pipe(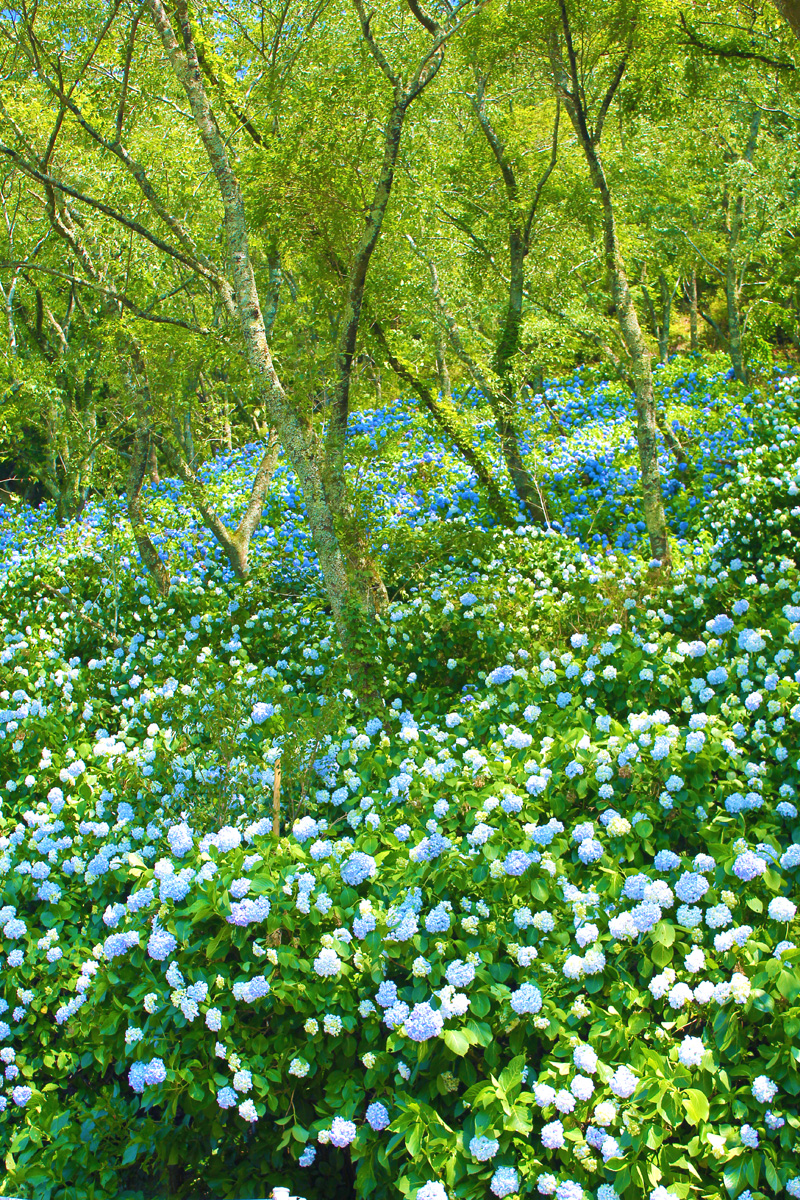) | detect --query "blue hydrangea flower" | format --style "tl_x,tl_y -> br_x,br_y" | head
510,983 -> 542,1014
340,852 -> 377,886
404,1002 -> 443,1041
445,960 -> 475,988
469,1134 -> 499,1161
425,904 -> 451,933
366,1101 -> 390,1130
417,1184 -> 448,1200
490,1165 -> 519,1197
733,851 -> 767,881
330,1116 -> 357,1147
